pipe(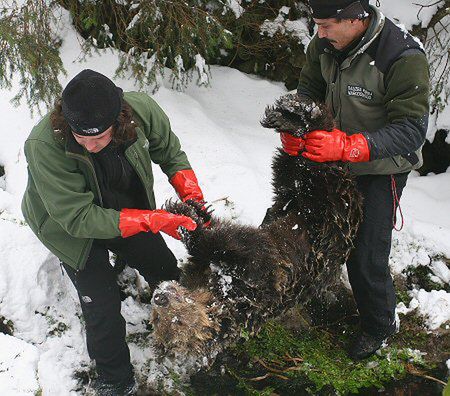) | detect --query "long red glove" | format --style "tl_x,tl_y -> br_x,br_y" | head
170,169 -> 212,228
302,128 -> 370,162
119,208 -> 197,239
170,169 -> 204,203
280,132 -> 305,156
